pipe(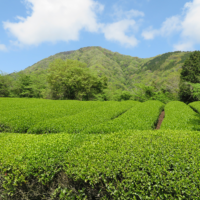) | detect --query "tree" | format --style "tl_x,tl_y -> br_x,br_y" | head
12,72 -> 34,97
29,71 -> 48,98
0,71 -> 10,97
47,59 -> 108,100
179,51 -> 200,103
